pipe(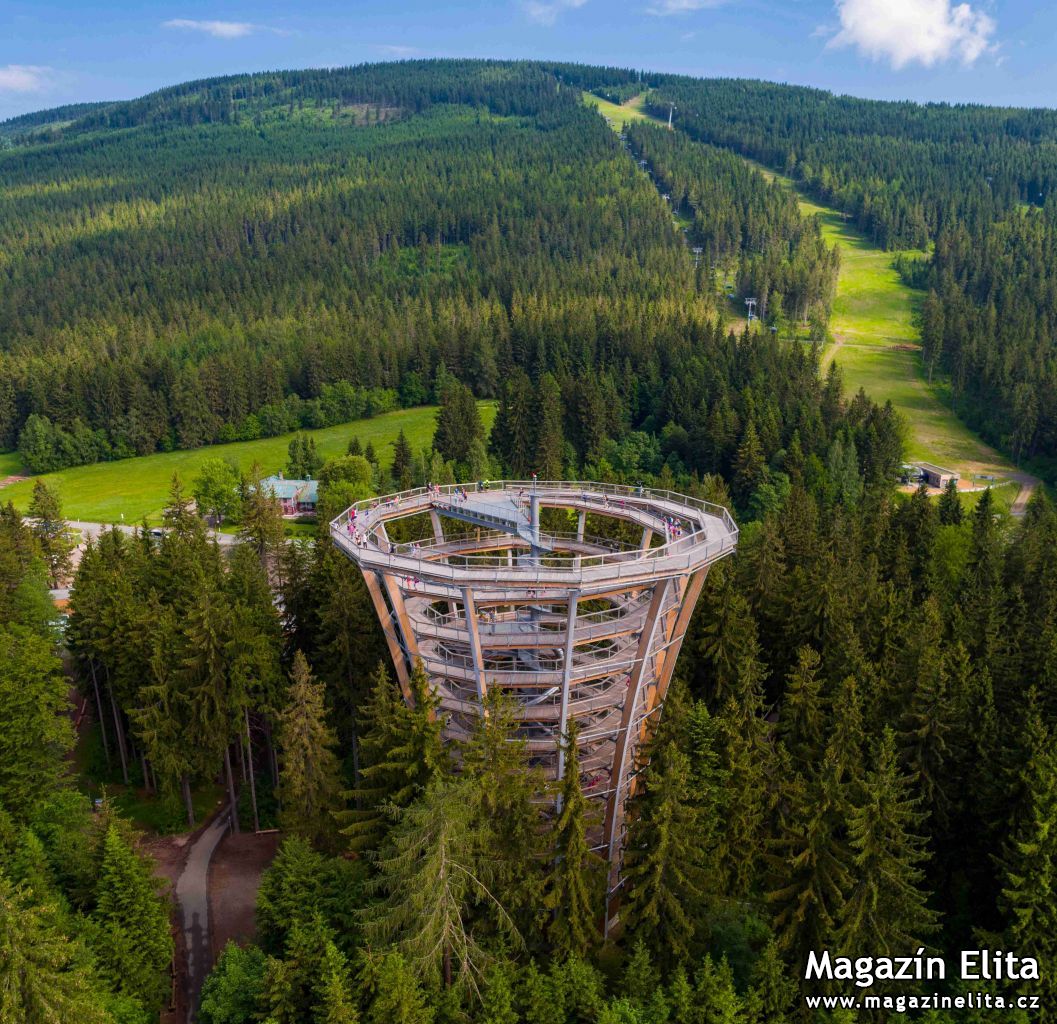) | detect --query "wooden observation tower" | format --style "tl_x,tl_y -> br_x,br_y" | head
331,480 -> 738,920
